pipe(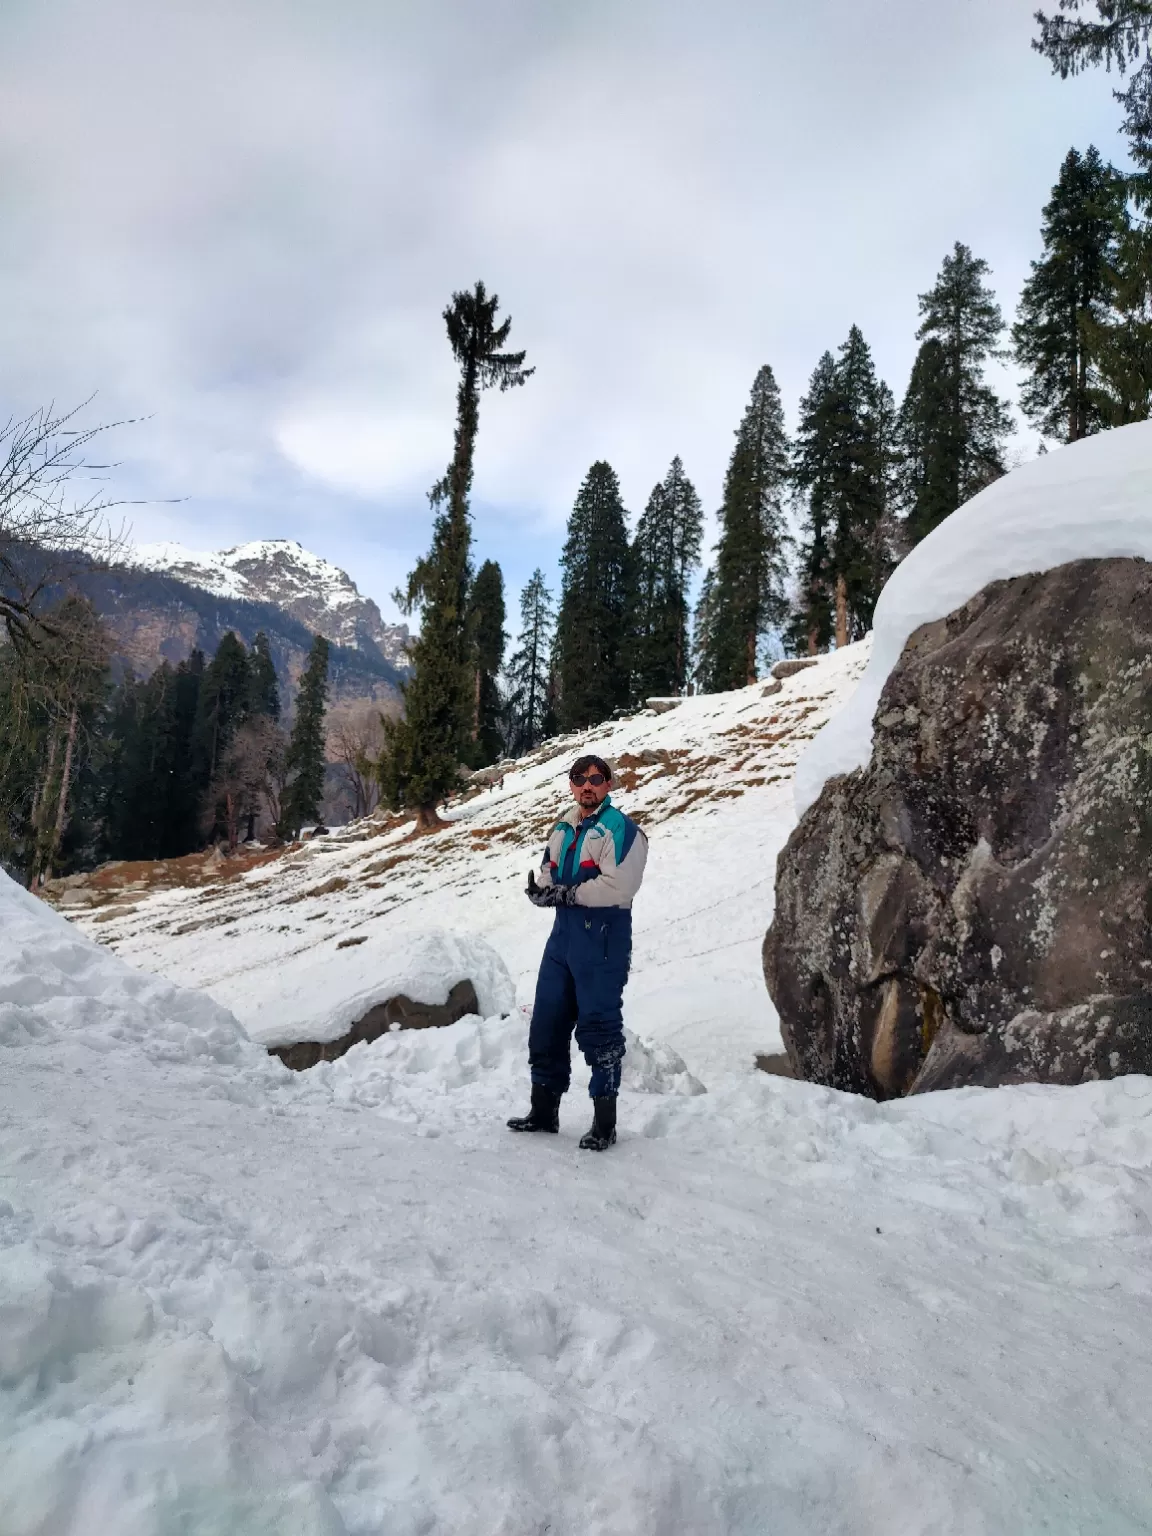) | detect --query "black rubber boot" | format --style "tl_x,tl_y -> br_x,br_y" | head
507,1085 -> 561,1134
579,1095 -> 617,1151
